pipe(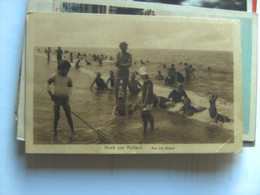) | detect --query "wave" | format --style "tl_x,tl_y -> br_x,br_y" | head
153,84 -> 233,130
